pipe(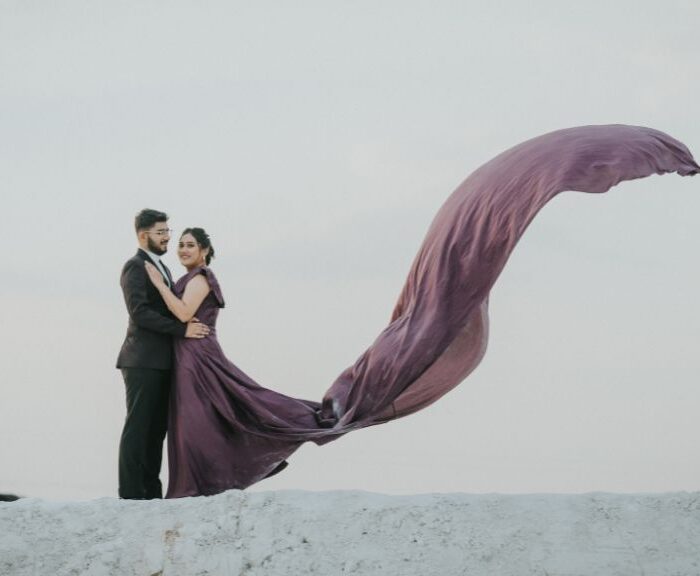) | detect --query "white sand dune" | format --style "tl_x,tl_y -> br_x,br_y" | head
2,490 -> 700,575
